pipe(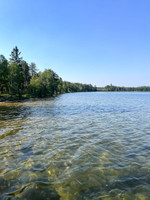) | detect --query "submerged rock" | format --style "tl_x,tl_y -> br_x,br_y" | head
21,188 -> 60,200
0,177 -> 8,191
19,182 -> 60,200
